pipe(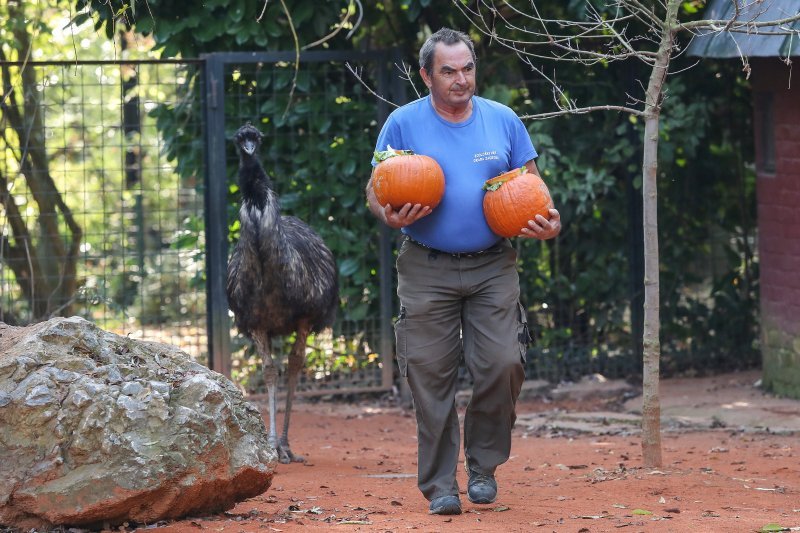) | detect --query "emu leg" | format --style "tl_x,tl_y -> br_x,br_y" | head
254,333 -> 280,452
279,320 -> 310,463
